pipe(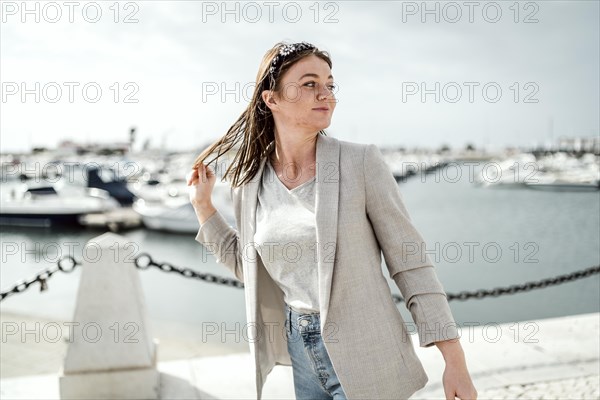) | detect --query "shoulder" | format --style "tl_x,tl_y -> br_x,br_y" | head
328,138 -> 386,182
328,136 -> 372,157
332,137 -> 393,187
339,138 -> 369,152
332,137 -> 383,167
